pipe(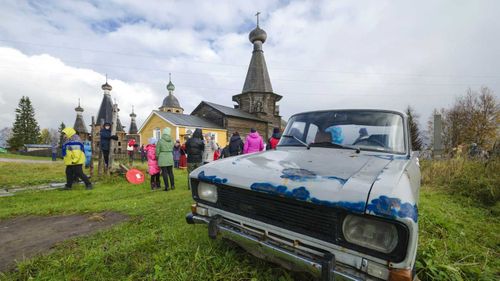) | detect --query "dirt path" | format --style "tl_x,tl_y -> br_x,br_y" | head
0,158 -> 56,164
0,212 -> 128,272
